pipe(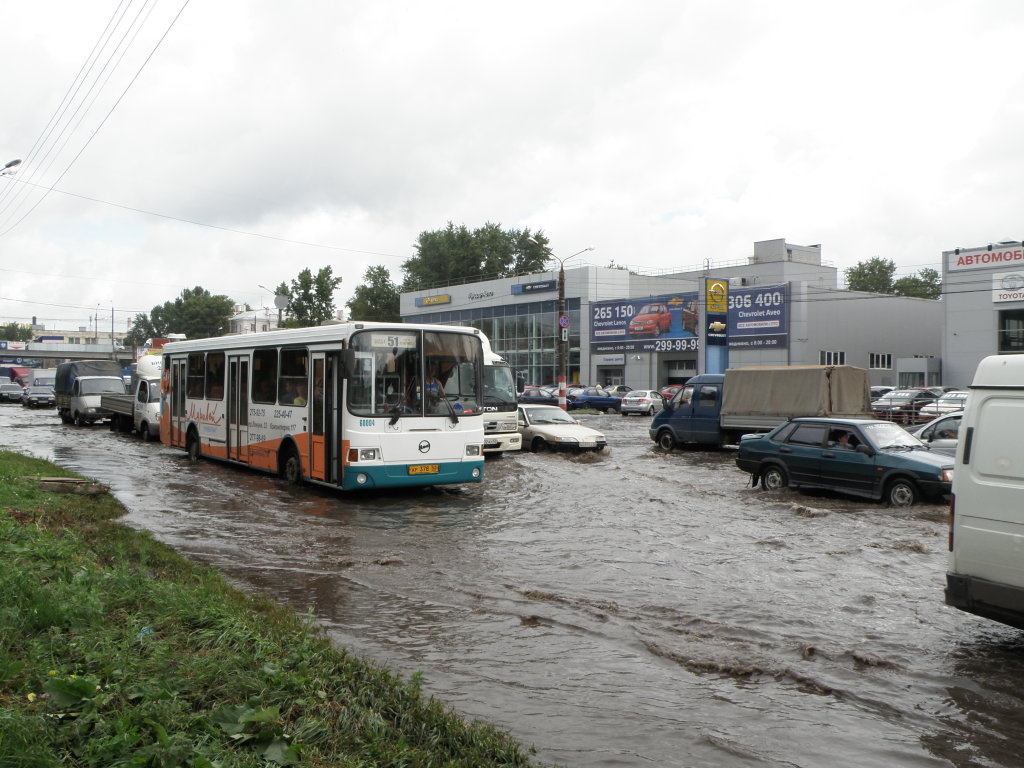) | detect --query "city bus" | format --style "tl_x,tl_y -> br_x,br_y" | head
160,322 -> 485,490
